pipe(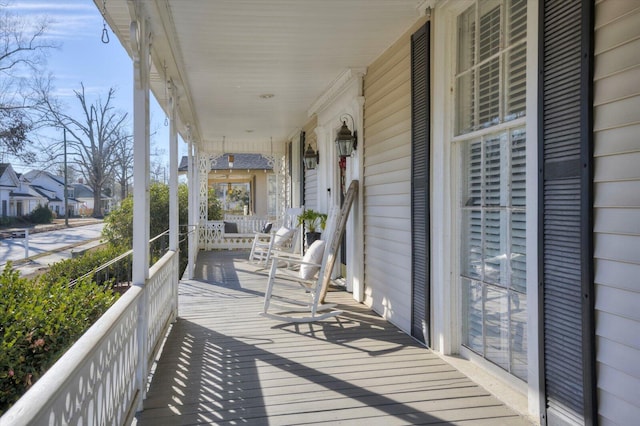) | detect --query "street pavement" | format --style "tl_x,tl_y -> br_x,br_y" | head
0,222 -> 105,277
